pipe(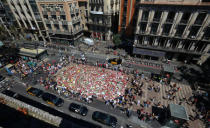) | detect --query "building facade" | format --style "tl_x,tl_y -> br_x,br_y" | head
0,0 -> 13,39
37,0 -> 85,45
118,0 -> 137,38
133,0 -> 210,64
6,0 -> 46,42
87,0 -> 120,41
